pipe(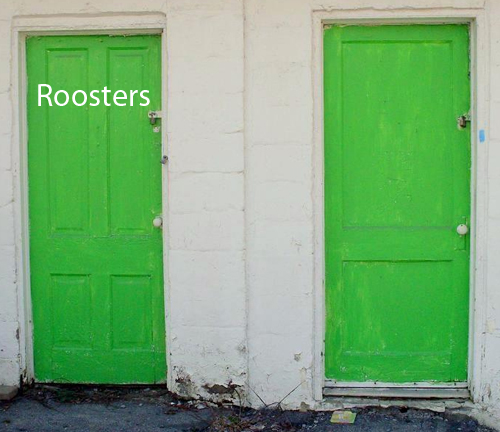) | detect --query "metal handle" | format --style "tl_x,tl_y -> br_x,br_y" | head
456,224 -> 468,236
153,216 -> 163,228
457,113 -> 471,129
